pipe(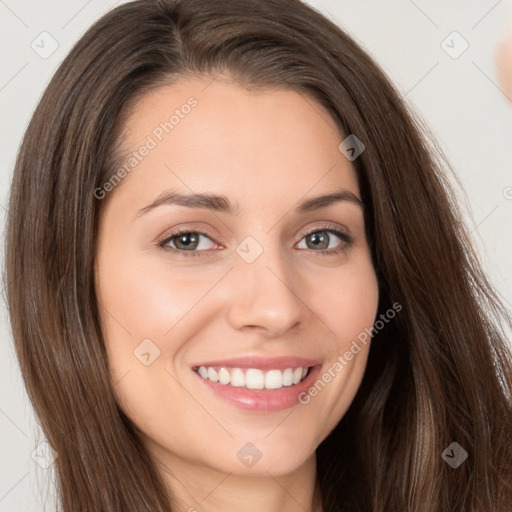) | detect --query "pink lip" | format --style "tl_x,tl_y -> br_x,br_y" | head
192,363 -> 322,413
191,356 -> 321,371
